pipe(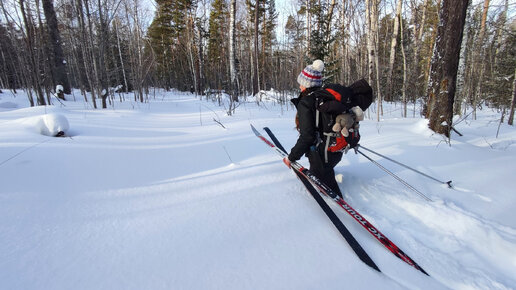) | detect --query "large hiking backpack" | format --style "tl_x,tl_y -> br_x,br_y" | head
314,79 -> 373,160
